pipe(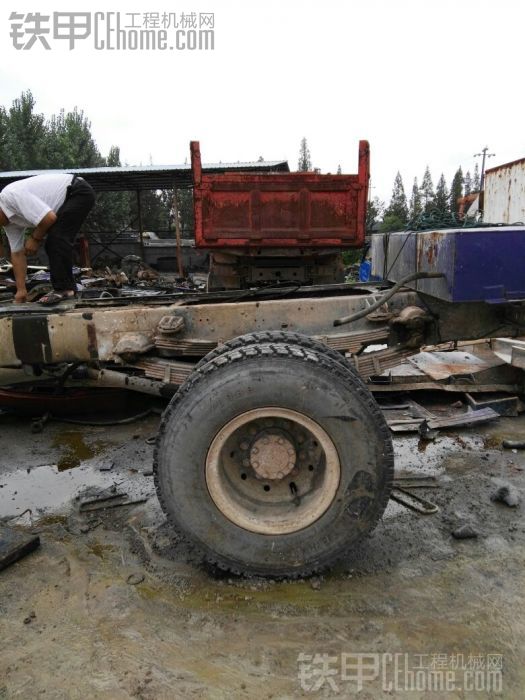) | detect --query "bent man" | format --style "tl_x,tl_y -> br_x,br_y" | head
0,173 -> 95,304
